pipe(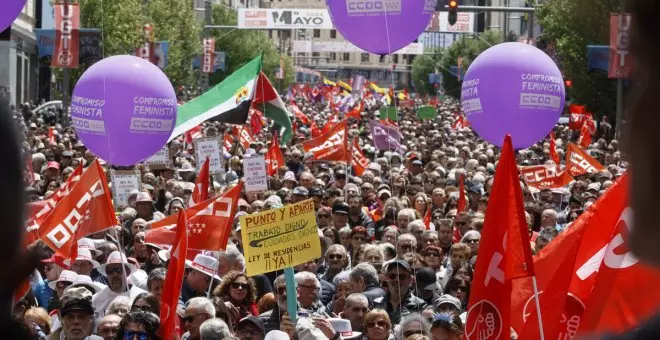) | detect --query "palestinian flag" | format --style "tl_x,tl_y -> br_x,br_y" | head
253,72 -> 293,144
169,56 -> 260,141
